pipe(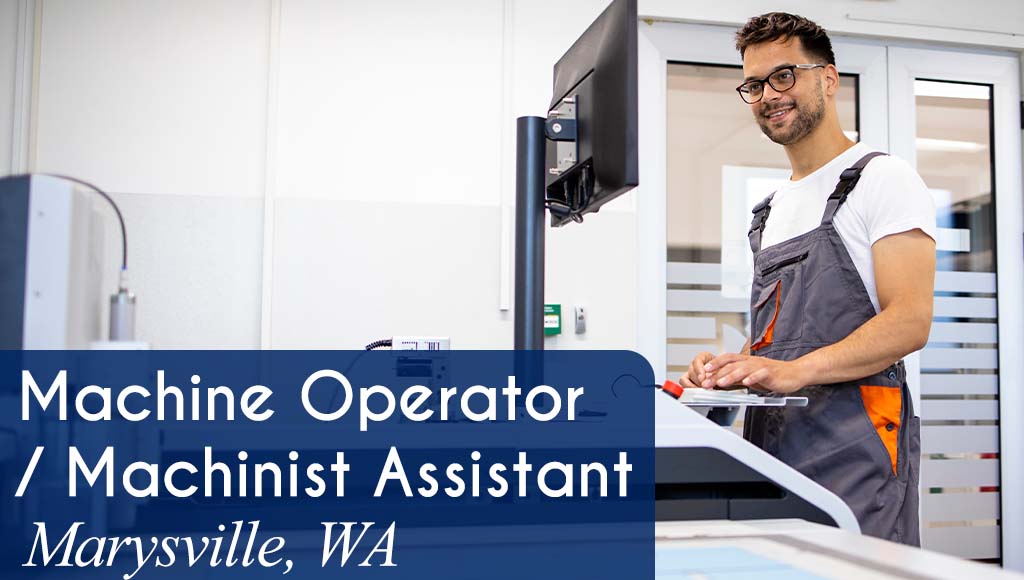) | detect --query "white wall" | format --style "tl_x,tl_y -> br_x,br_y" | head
7,0 -> 1022,350
274,0 -> 504,206
31,0 -> 272,348
268,0 -> 505,349
35,0 -> 271,197
0,0 -> 18,176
